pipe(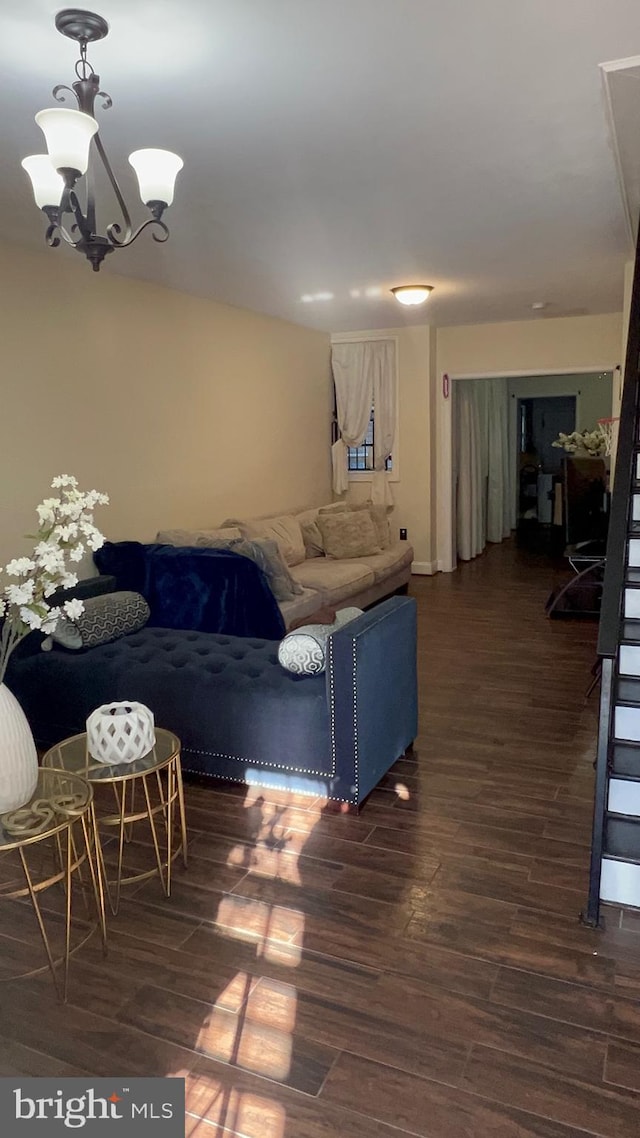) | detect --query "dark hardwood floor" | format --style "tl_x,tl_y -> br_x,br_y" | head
2,539 -> 640,1137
